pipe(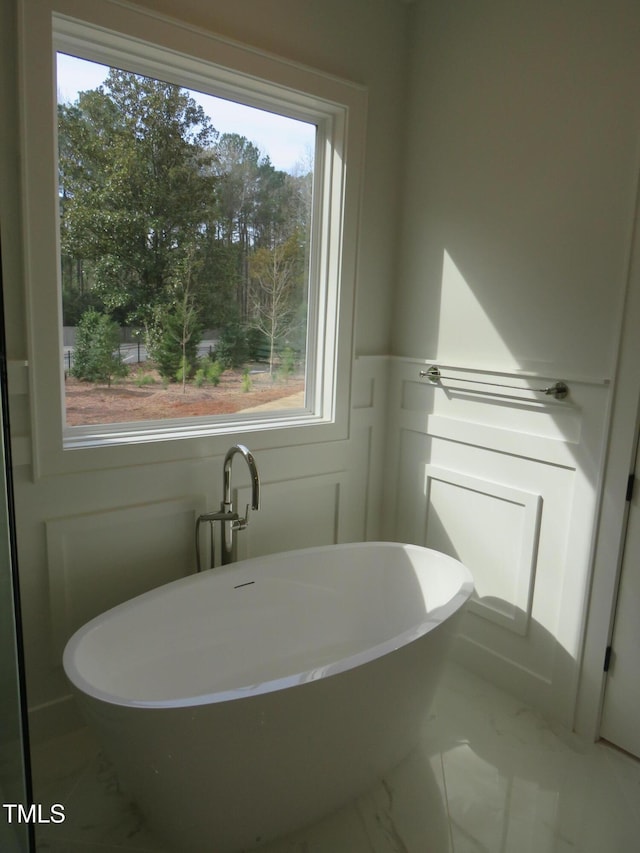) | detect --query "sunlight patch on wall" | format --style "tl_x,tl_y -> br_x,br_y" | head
437,250 -> 520,371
